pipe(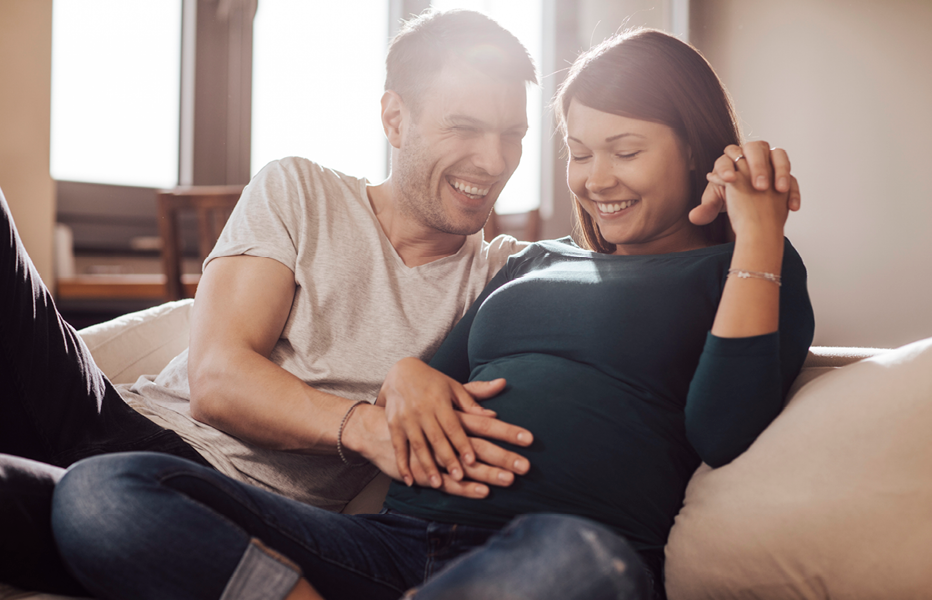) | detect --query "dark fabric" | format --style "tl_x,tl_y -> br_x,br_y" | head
0,455 -> 86,595
386,237 -> 814,570
0,187 -> 211,594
